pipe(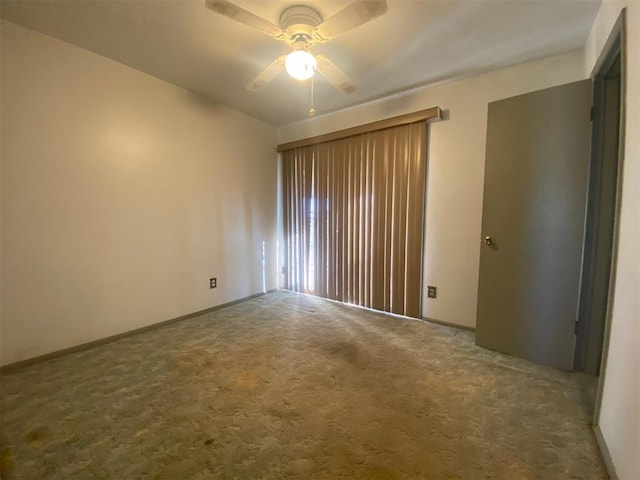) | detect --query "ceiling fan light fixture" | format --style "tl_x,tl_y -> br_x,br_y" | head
285,49 -> 317,80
